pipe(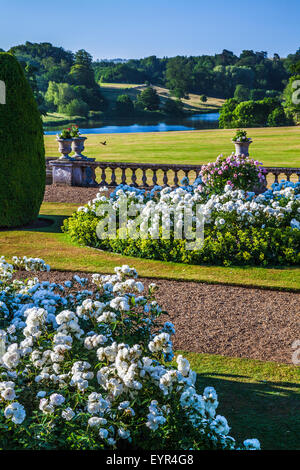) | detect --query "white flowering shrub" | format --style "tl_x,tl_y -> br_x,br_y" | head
0,257 -> 260,450
64,180 -> 300,266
